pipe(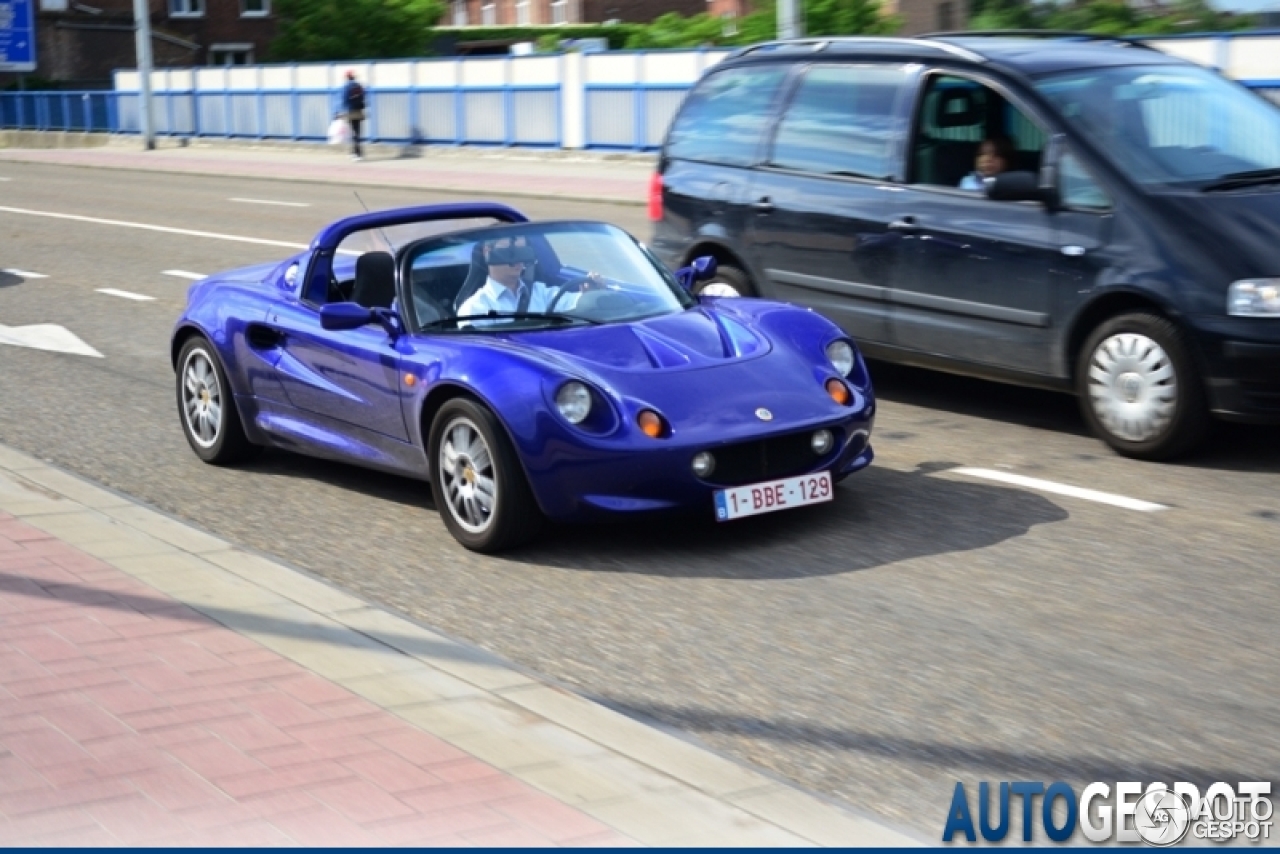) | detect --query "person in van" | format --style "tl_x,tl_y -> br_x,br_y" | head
959,136 -> 1014,191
